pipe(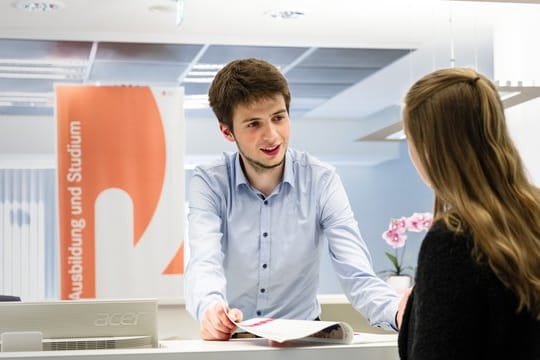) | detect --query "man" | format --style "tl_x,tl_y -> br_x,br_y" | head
185,58 -> 403,340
